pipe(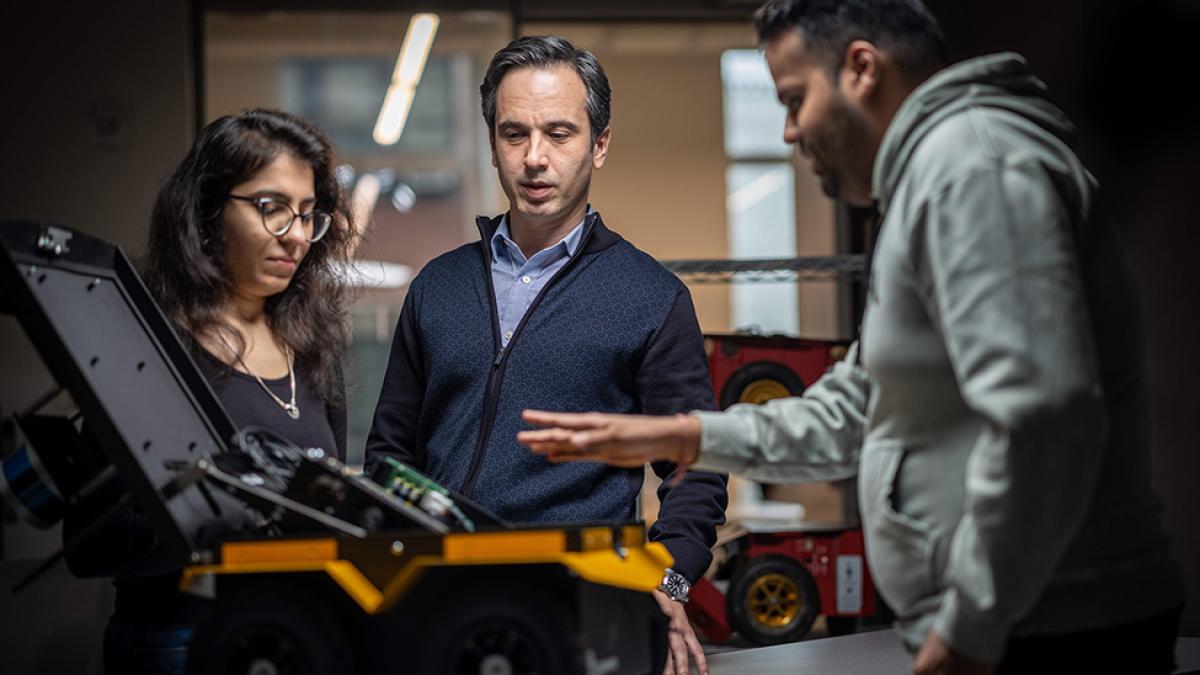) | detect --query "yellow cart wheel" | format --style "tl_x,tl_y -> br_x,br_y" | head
726,555 -> 820,646
719,362 -> 806,409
